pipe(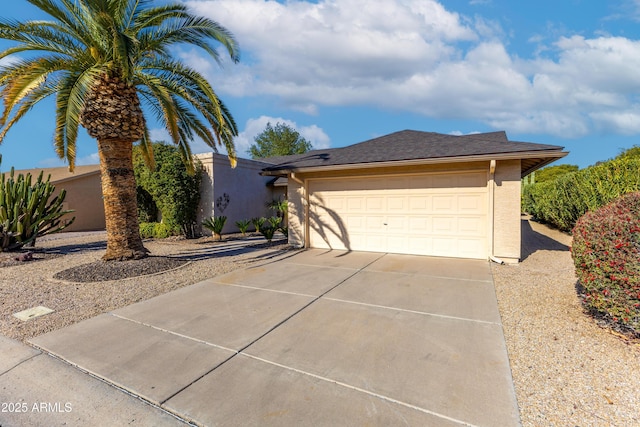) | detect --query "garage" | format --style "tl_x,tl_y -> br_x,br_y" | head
260,130 -> 568,263
307,171 -> 488,259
